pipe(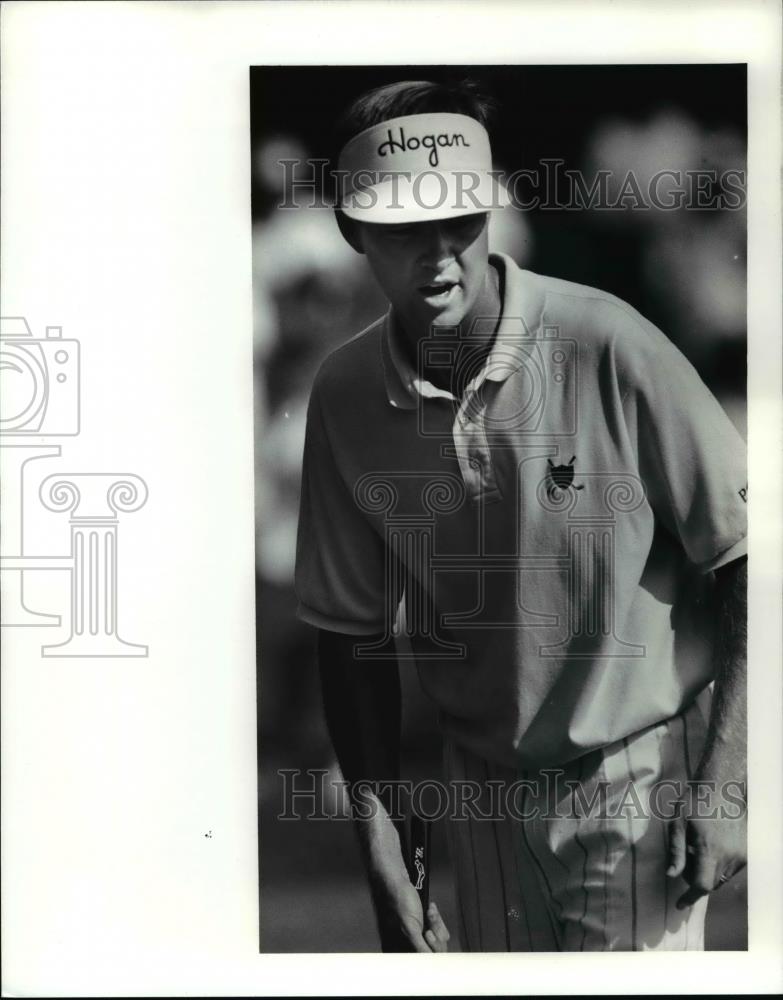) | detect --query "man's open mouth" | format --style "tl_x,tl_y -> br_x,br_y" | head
419,281 -> 459,300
